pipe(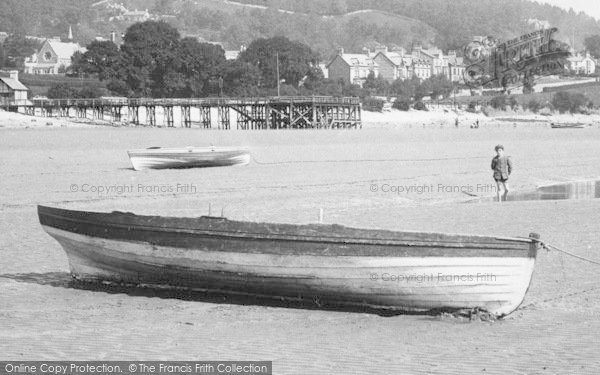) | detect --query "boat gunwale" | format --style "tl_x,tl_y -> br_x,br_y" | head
38,205 -> 536,249
127,147 -> 250,156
